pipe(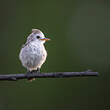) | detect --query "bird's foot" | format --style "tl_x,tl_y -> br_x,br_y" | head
26,68 -> 40,82
26,71 -> 35,82
31,68 -> 40,74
